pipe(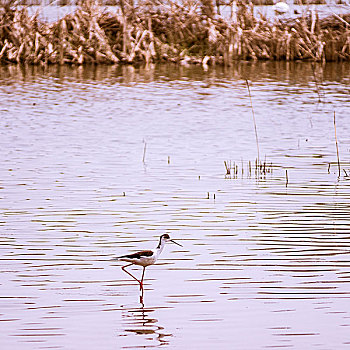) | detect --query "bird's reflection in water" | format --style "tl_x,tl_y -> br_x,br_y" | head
121,305 -> 171,346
